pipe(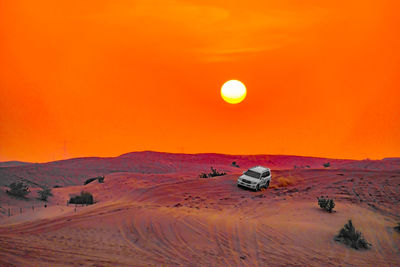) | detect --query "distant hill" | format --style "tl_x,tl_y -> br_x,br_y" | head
0,161 -> 31,168
0,151 -> 399,188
